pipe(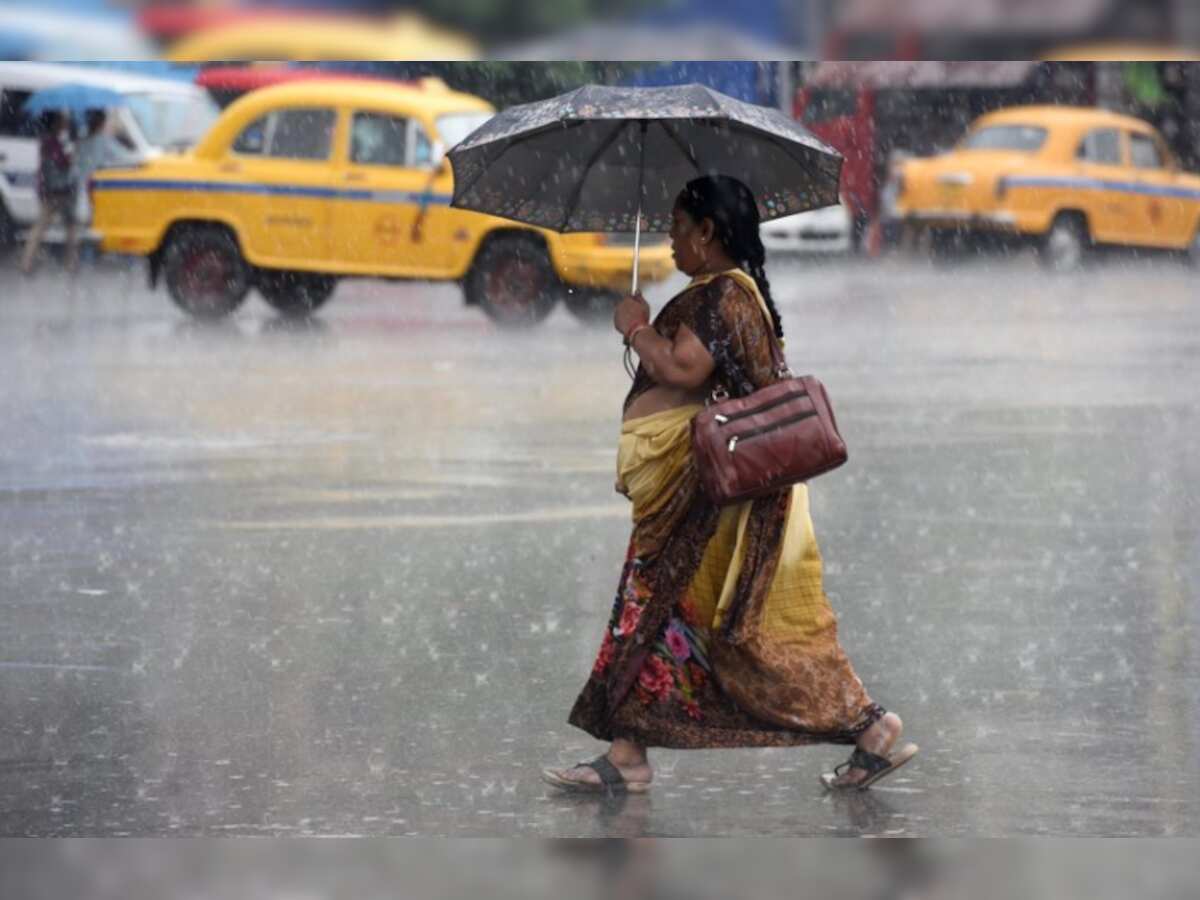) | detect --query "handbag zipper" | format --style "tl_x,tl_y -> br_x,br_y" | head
727,410 -> 817,453
712,388 -> 809,426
